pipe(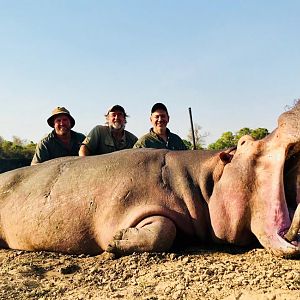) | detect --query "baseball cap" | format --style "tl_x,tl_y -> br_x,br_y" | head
106,105 -> 128,117
151,103 -> 168,115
